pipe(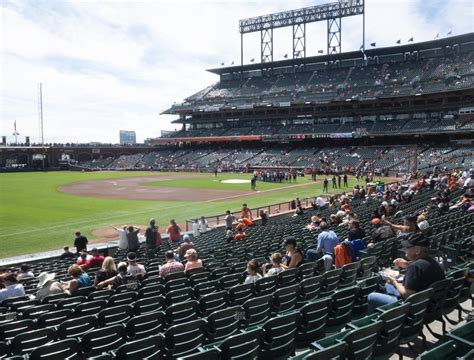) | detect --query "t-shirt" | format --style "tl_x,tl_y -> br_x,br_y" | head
126,229 -> 140,250
166,225 -> 181,242
244,273 -> 262,284
60,251 -> 75,260
74,235 -> 88,252
372,225 -> 394,243
145,225 -> 160,248
266,266 -> 284,277
128,264 -> 146,279
86,255 -> 104,268
317,230 -> 340,254
225,214 -> 234,228
184,260 -> 203,272
403,257 -> 445,292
